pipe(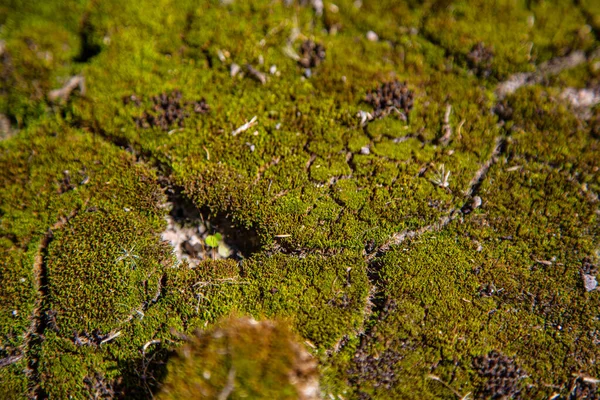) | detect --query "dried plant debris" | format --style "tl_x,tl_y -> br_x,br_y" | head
48,75 -> 85,103
581,257 -> 598,292
291,0 -> 324,16
130,90 -> 209,131
365,80 -> 414,120
569,375 -> 600,400
462,195 -> 482,214
473,351 -> 526,399
0,113 -> 14,140
245,64 -> 267,84
57,170 -> 76,193
561,87 -> 600,119
122,94 -> 141,106
73,329 -> 120,347
83,372 -> 117,399
349,345 -> 402,395
135,91 -> 187,130
191,98 -> 209,114
298,40 -> 326,68
467,42 -> 494,78
57,169 -> 89,193
492,100 -> 514,124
